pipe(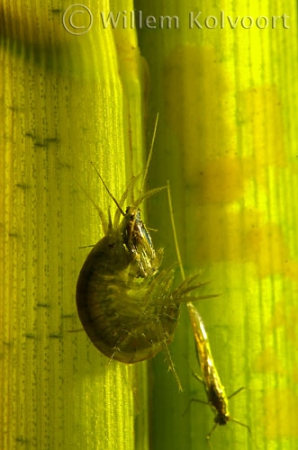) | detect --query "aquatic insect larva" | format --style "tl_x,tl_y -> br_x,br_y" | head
167,182 -> 251,445
187,302 -> 251,447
